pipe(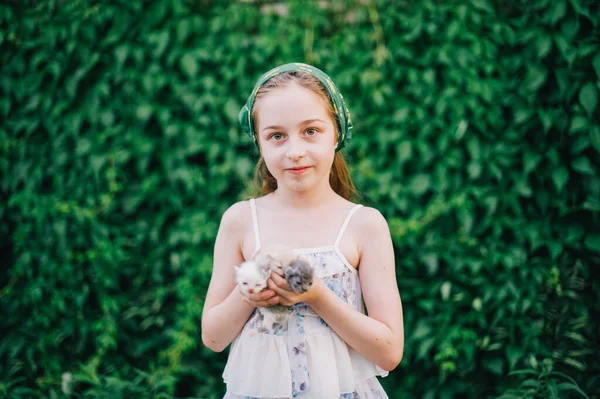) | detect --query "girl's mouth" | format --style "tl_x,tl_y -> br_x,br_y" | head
285,166 -> 311,175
